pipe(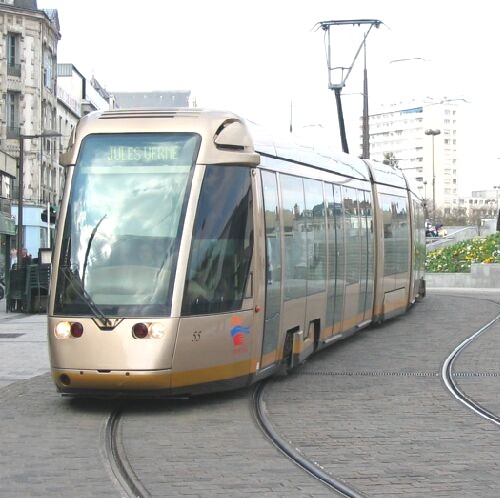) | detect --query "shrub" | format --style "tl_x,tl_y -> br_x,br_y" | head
425,232 -> 500,273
